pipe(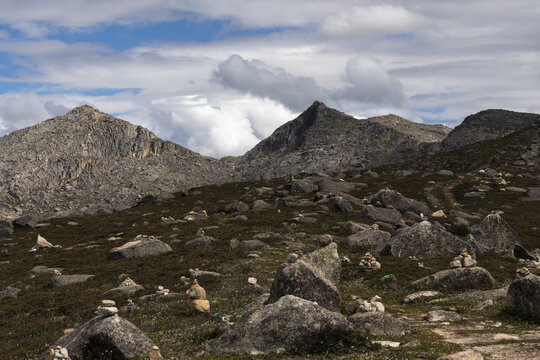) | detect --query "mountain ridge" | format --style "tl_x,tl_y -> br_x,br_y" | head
1,101 -> 538,220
